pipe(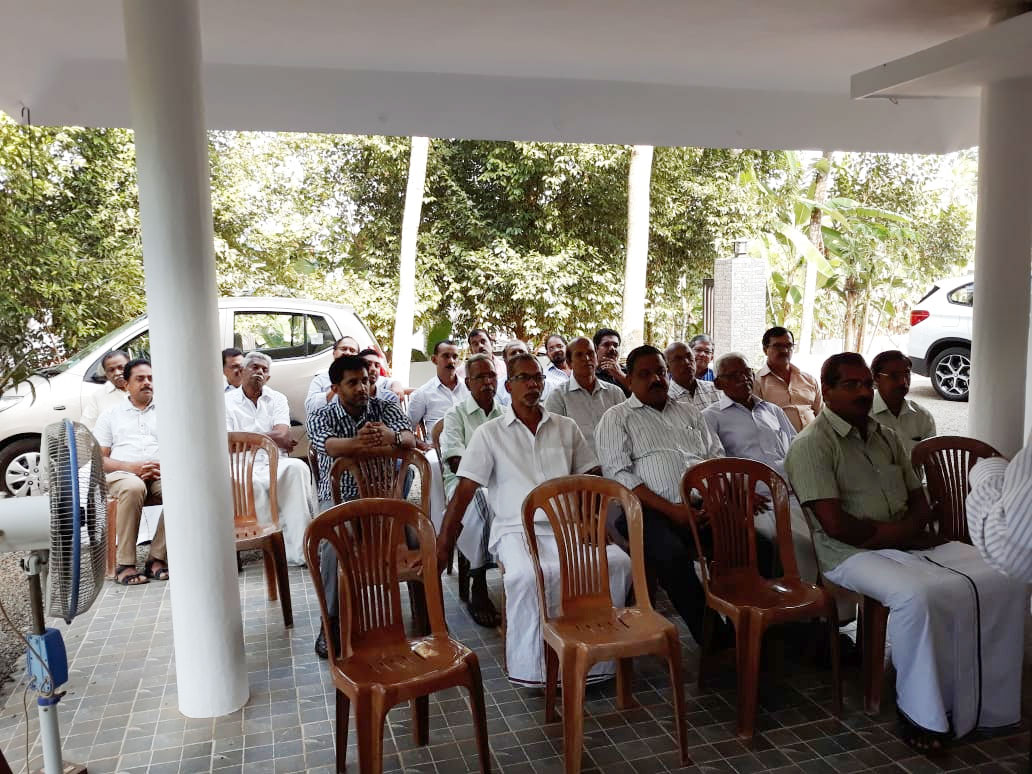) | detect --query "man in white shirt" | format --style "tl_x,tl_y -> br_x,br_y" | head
595,345 -> 728,645
968,429 -> 1032,581
303,336 -> 359,418
94,359 -> 167,586
664,341 -> 720,412
81,350 -> 130,429
544,336 -> 625,456
869,350 -> 936,457
703,353 -> 816,582
438,354 -> 631,685
543,334 -> 571,391
407,340 -> 470,530
225,351 -> 317,566
440,353 -> 505,627
222,347 -> 244,392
